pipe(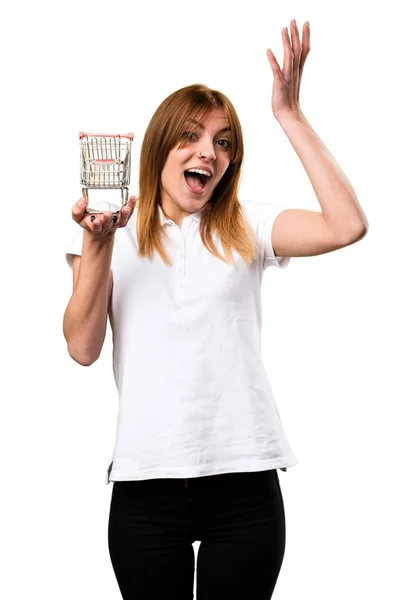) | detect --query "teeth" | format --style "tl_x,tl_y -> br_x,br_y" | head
185,168 -> 212,178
